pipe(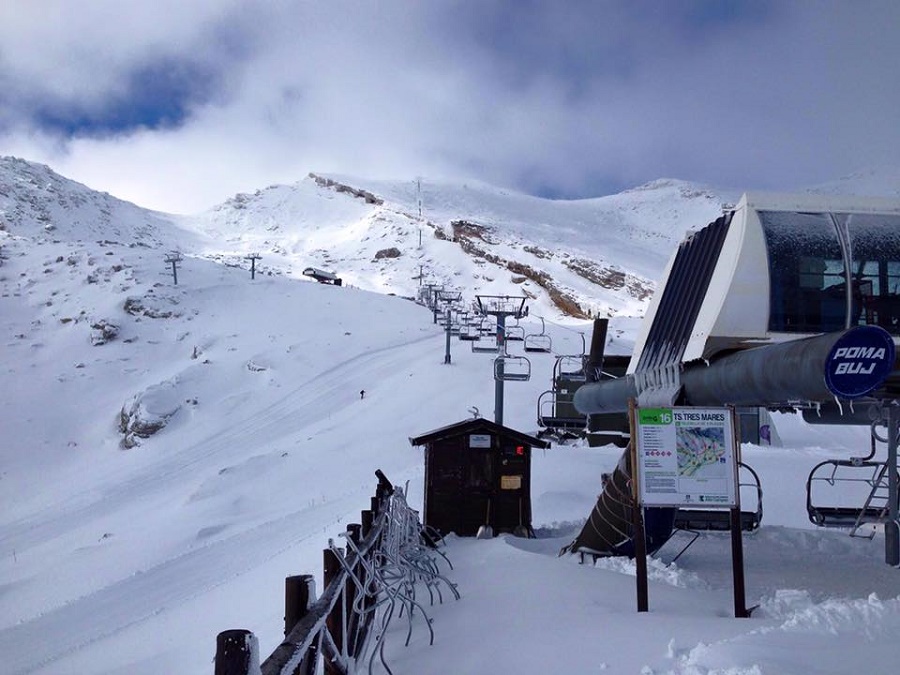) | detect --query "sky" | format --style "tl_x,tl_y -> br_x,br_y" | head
2,1 -> 900,214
